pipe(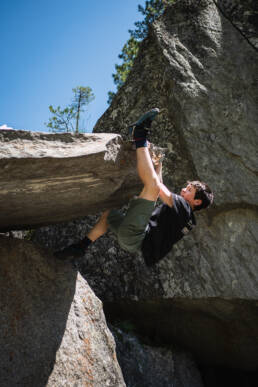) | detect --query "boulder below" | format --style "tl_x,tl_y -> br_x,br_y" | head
0,235 -> 125,386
